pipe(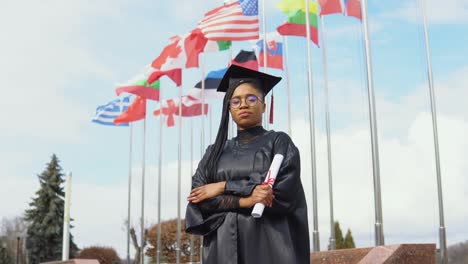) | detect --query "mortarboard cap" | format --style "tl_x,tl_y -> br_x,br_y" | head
216,64 -> 282,95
